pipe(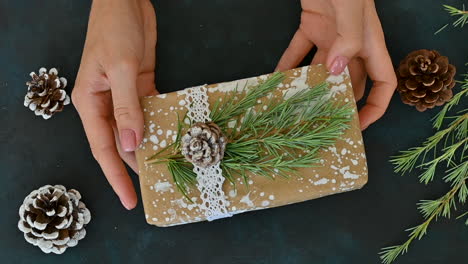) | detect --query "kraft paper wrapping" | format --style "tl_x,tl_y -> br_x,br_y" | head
135,65 -> 368,227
